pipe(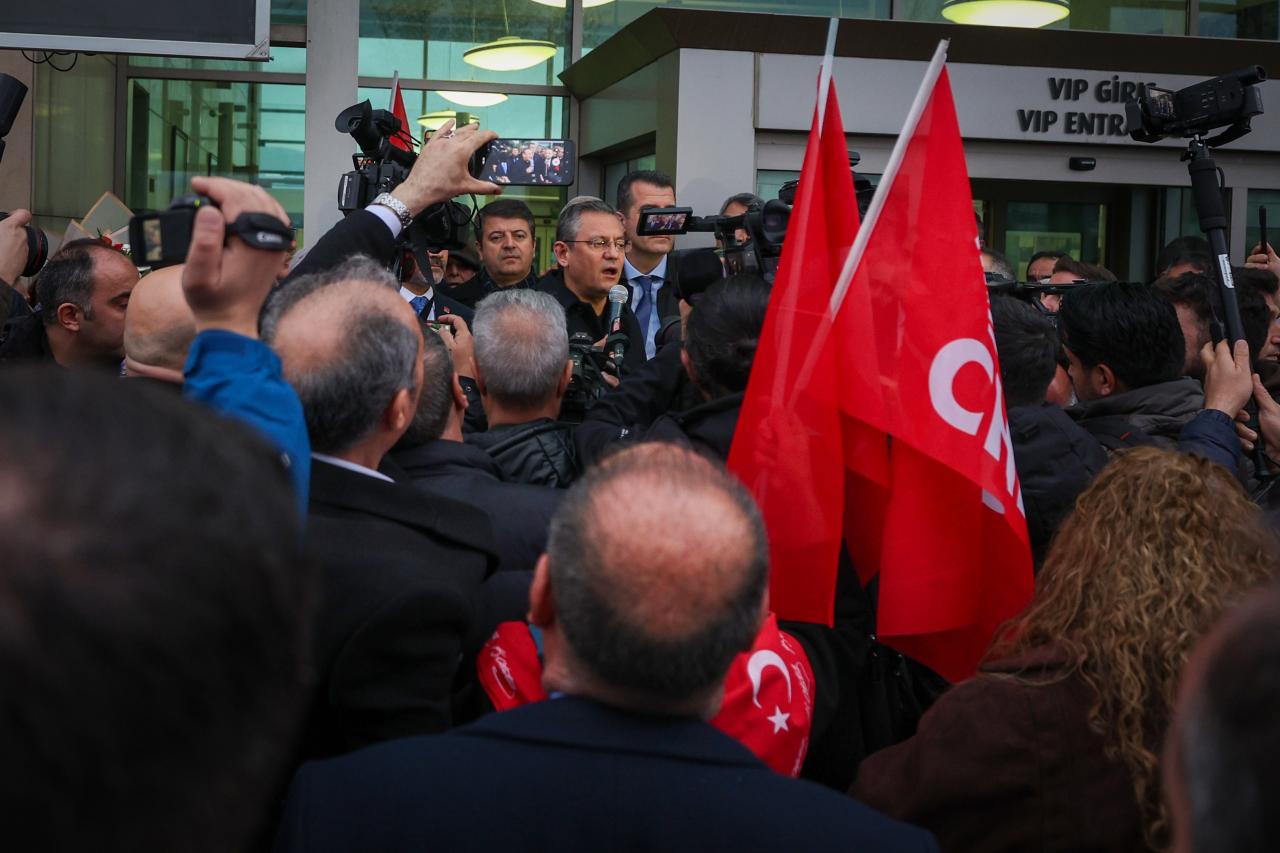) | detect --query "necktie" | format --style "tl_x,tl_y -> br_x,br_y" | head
633,275 -> 654,355
410,295 -> 430,317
